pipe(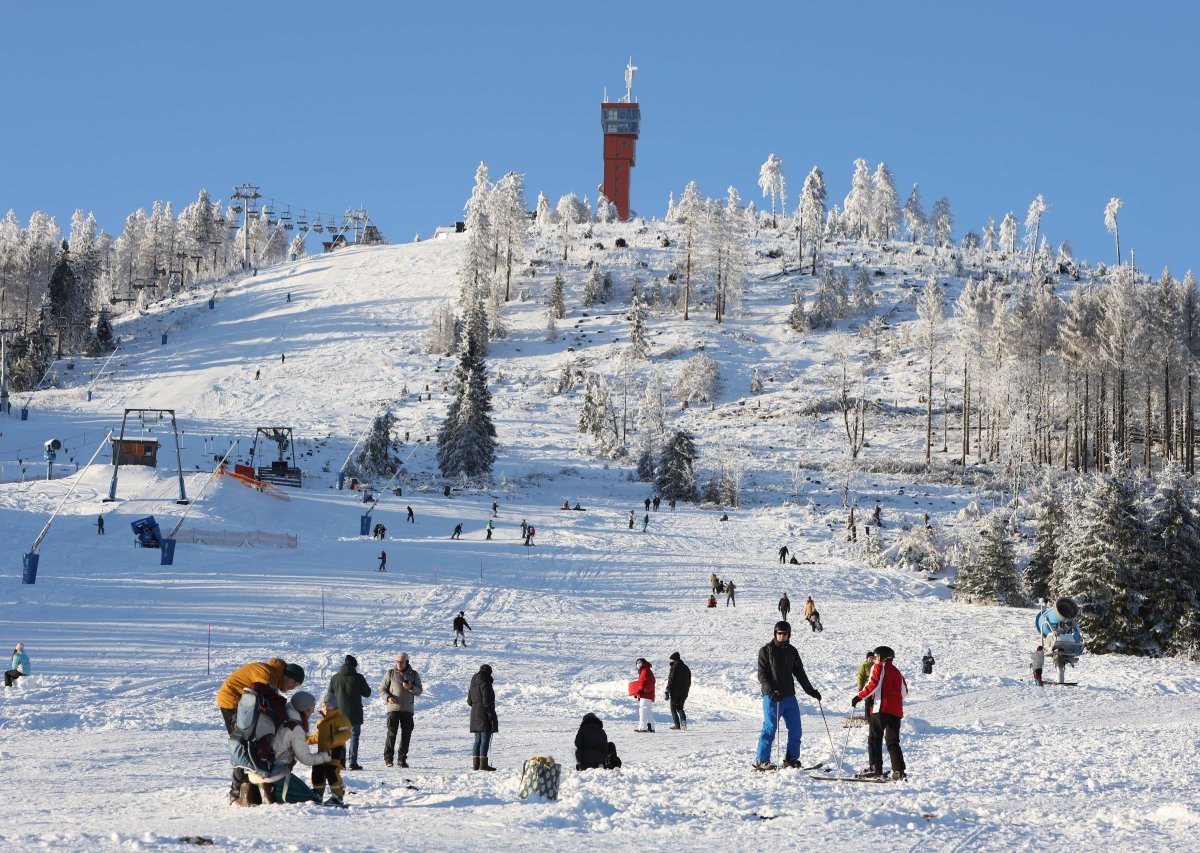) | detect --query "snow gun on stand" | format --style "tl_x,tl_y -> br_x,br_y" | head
1035,597 -> 1083,684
